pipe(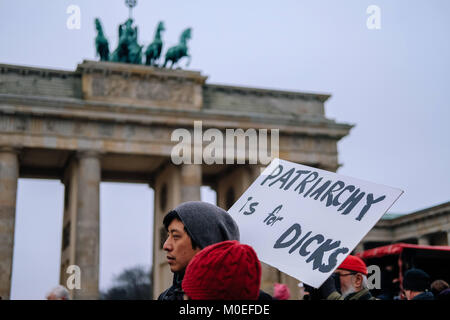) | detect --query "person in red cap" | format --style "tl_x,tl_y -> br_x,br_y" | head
182,240 -> 262,300
318,255 -> 376,300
